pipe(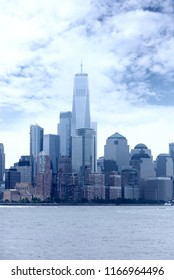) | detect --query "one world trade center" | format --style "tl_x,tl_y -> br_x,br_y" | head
71,69 -> 91,136
71,66 -> 96,173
